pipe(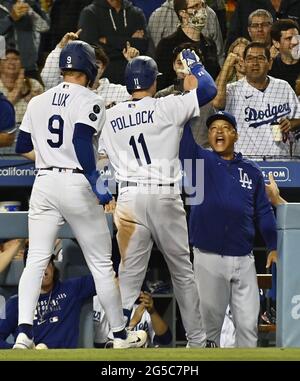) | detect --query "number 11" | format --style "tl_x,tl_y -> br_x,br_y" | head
129,133 -> 151,166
